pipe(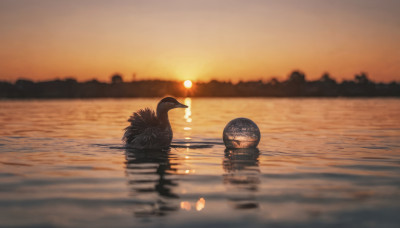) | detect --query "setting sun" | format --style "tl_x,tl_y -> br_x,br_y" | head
184,80 -> 193,89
